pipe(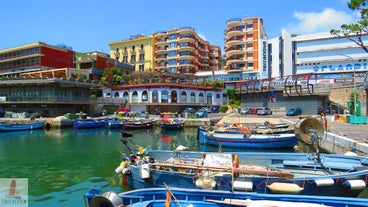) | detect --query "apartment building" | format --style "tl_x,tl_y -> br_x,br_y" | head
109,35 -> 154,72
224,17 -> 267,79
